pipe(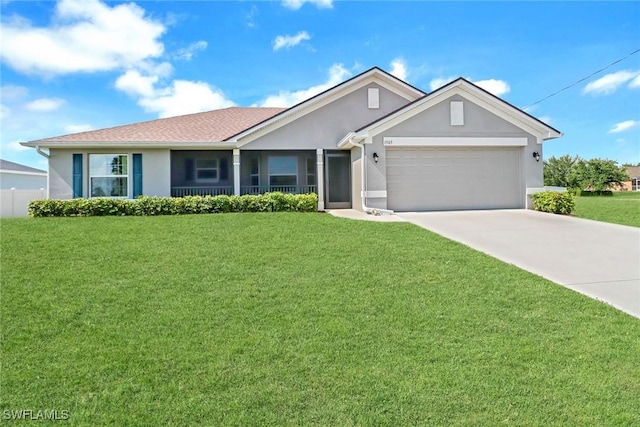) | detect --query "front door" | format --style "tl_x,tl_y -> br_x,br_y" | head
325,151 -> 351,209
